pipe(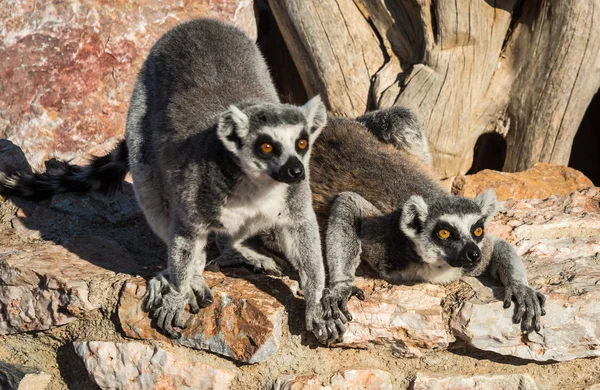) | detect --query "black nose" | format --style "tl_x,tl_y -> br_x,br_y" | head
466,248 -> 481,262
288,165 -> 304,178
457,242 -> 481,269
275,157 -> 305,183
